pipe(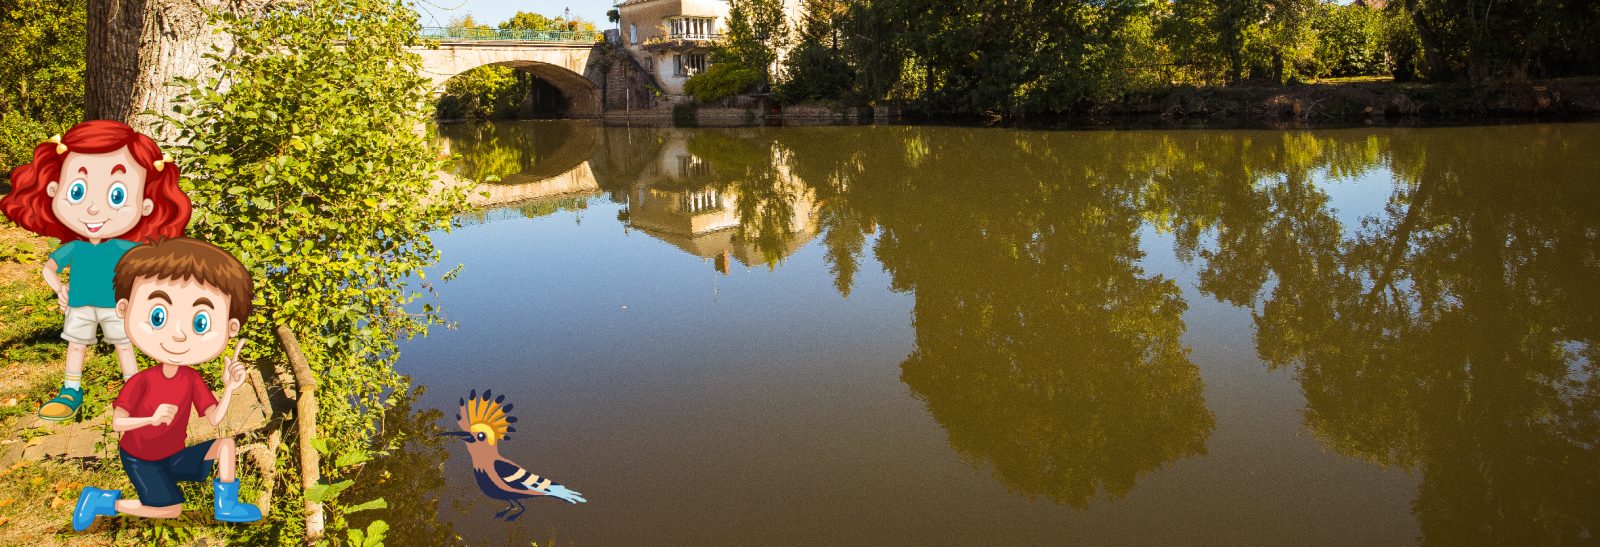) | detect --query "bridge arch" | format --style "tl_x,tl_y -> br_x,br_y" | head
413,43 -> 604,118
